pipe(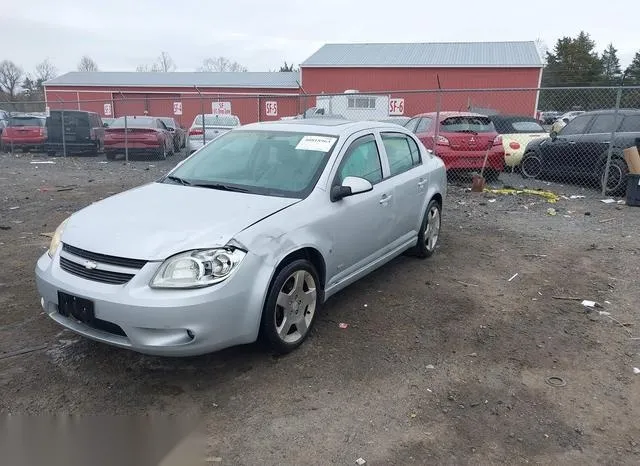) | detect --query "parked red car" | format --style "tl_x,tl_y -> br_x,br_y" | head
104,116 -> 174,161
1,114 -> 47,153
405,112 -> 505,179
